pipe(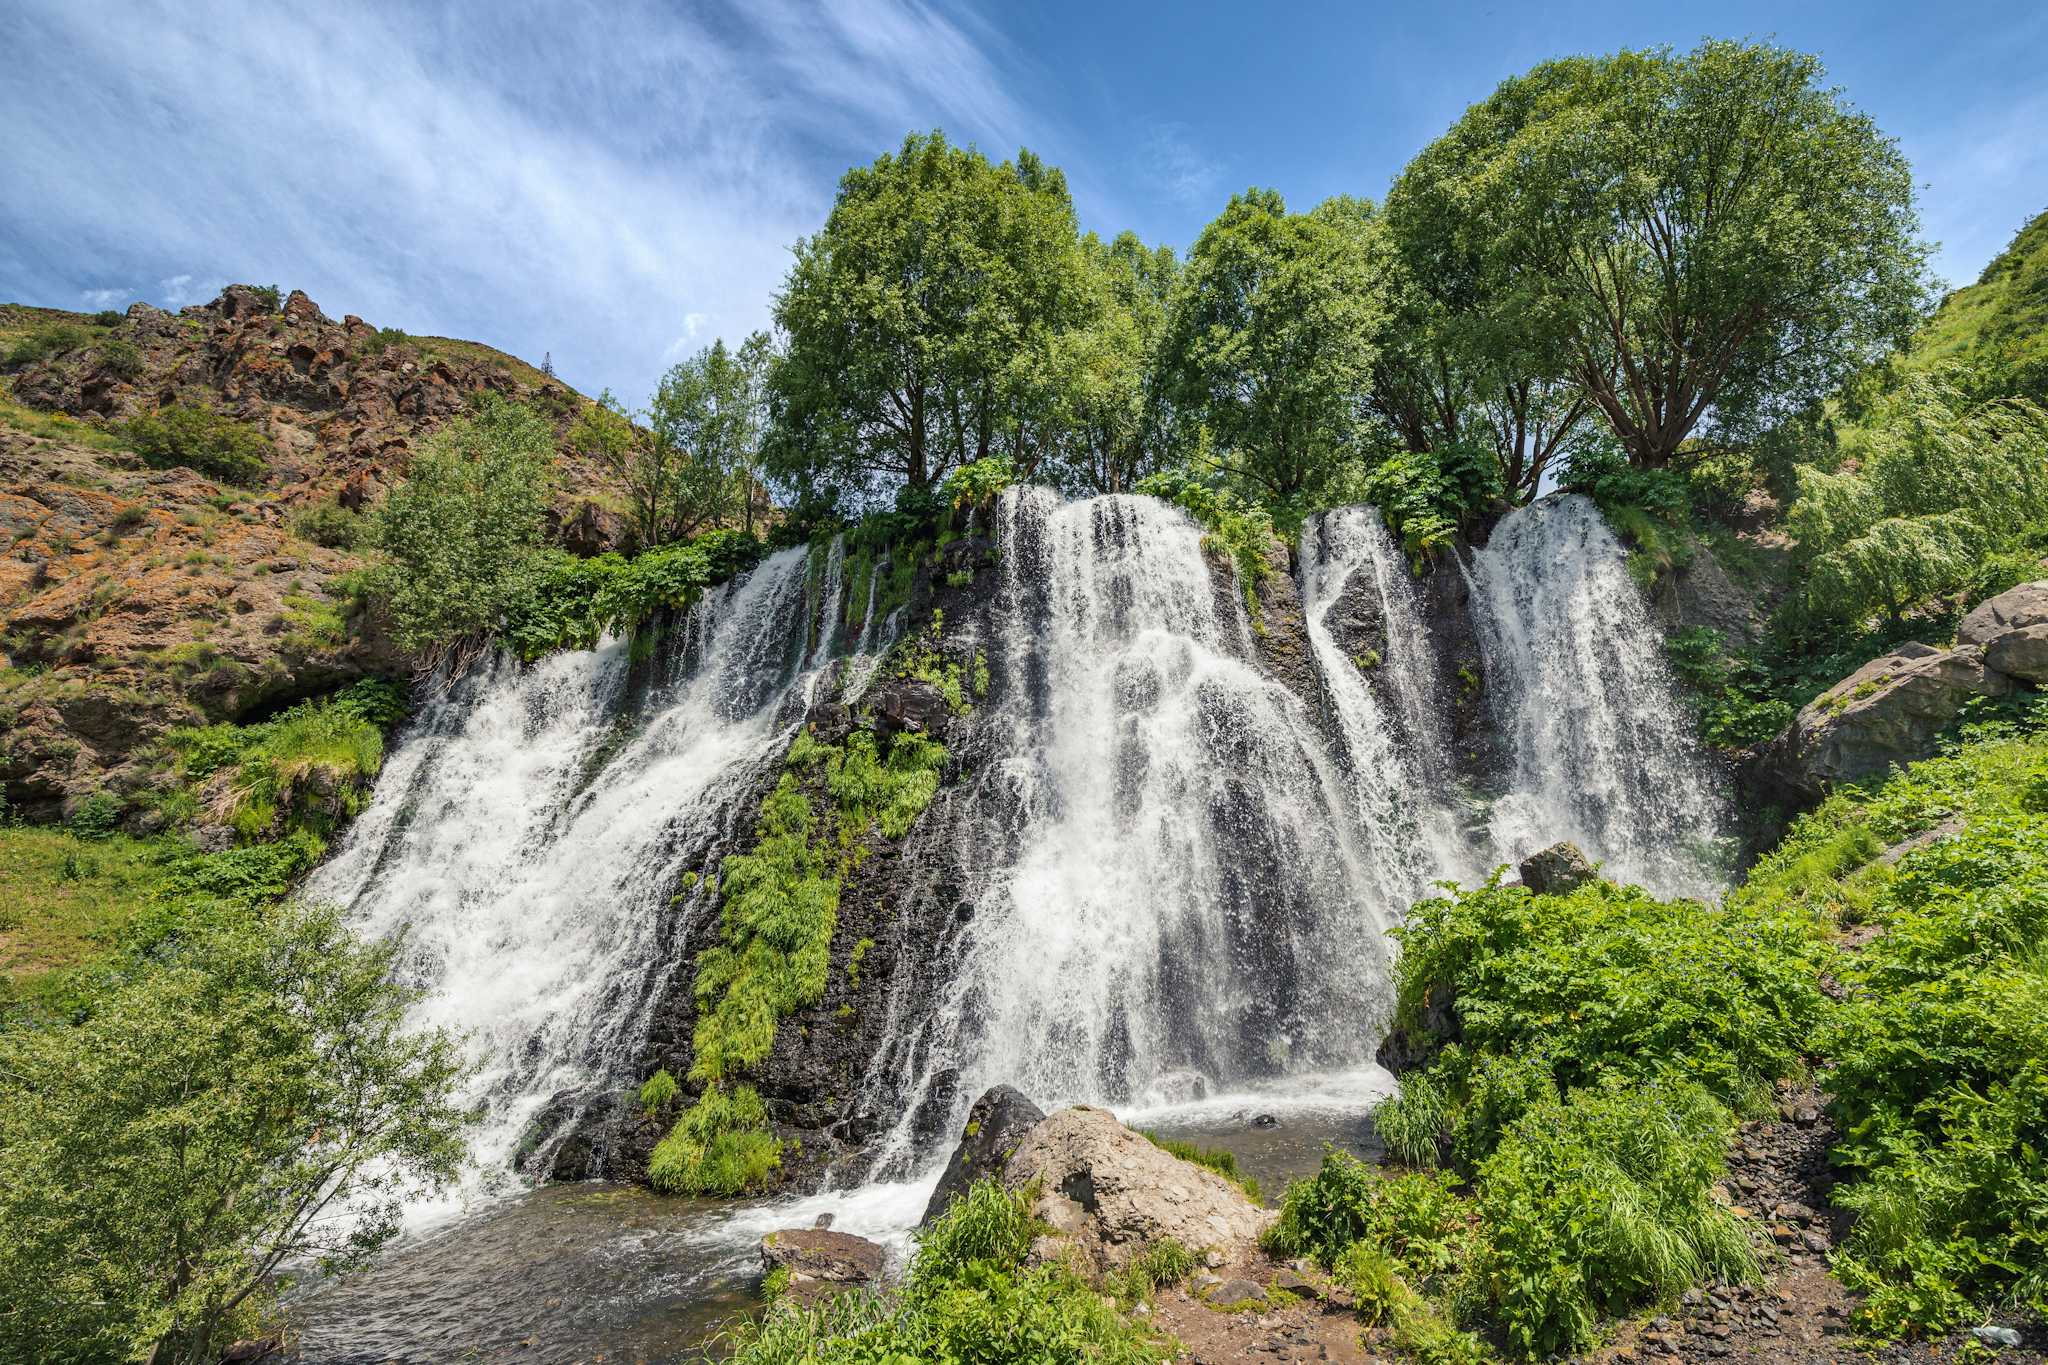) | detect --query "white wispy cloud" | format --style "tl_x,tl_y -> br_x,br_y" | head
79,287 -> 132,308
1134,122 -> 1224,209
0,0 -> 1069,403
